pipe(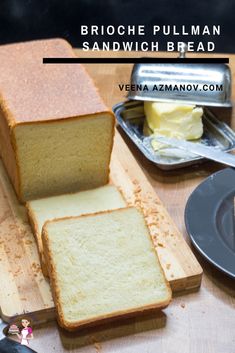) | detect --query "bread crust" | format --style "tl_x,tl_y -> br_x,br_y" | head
0,38 -> 115,202
0,38 -> 110,124
0,107 -> 21,197
26,202 -> 49,276
42,206 -> 172,331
